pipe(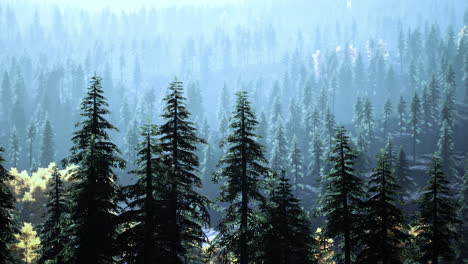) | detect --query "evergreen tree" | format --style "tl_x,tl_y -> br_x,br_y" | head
40,120 -> 55,168
158,79 -> 209,264
311,132 -> 323,179
1,72 -> 12,119
394,148 -> 416,201
358,153 -> 409,263
213,91 -> 268,264
118,124 -> 166,264
38,166 -> 66,264
270,123 -> 287,173
416,156 -> 461,264
63,75 -> 125,264
437,120 -> 457,185
27,122 -> 36,170
8,128 -> 20,169
397,96 -> 407,136
409,93 -> 421,162
383,98 -> 392,138
260,170 -> 316,264
0,147 -> 17,264
288,137 -> 303,196
459,160 -> 468,263
321,126 -> 364,264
